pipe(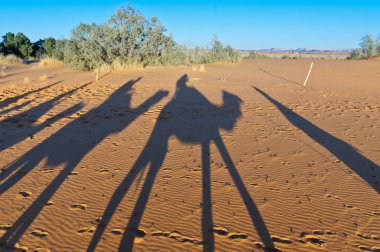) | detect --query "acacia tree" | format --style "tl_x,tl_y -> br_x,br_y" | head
64,23 -> 108,70
62,5 -> 179,70
360,34 -> 376,59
